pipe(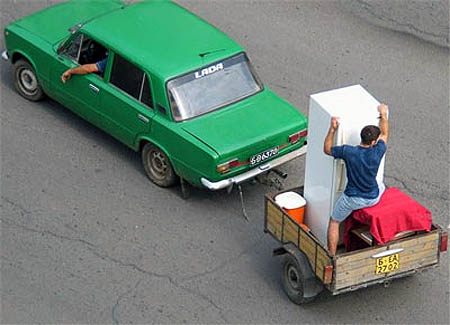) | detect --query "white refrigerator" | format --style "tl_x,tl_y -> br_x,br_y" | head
303,85 -> 387,245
